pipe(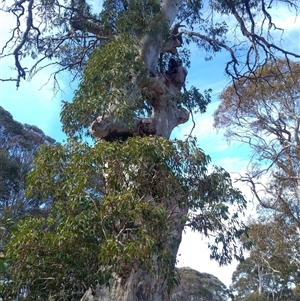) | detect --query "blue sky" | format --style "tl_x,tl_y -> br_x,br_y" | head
1,3 -> 299,288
